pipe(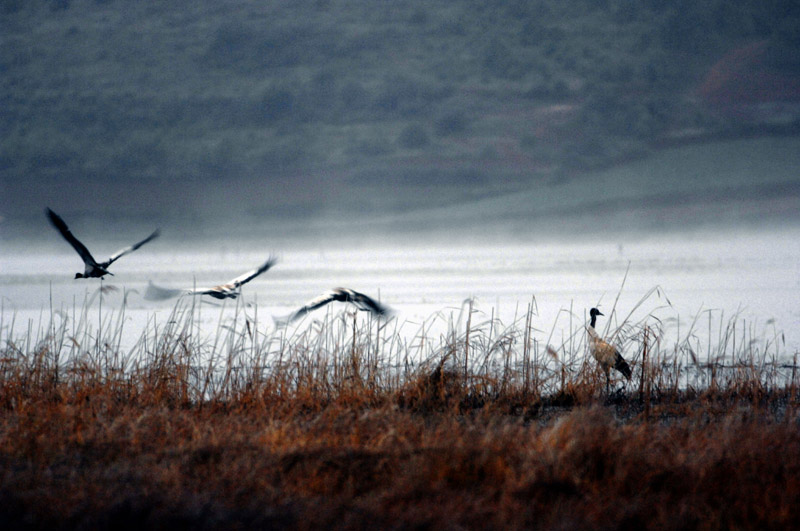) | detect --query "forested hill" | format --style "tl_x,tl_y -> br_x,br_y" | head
2,0 -> 799,224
